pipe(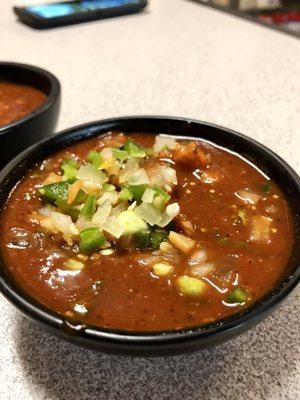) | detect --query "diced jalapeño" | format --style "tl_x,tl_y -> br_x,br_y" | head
79,228 -> 105,254
39,181 -> 69,203
124,140 -> 146,158
133,228 -> 151,249
227,287 -> 247,304
80,195 -> 97,220
129,184 -> 146,202
150,229 -> 168,249
87,150 -> 103,169
61,159 -> 78,179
